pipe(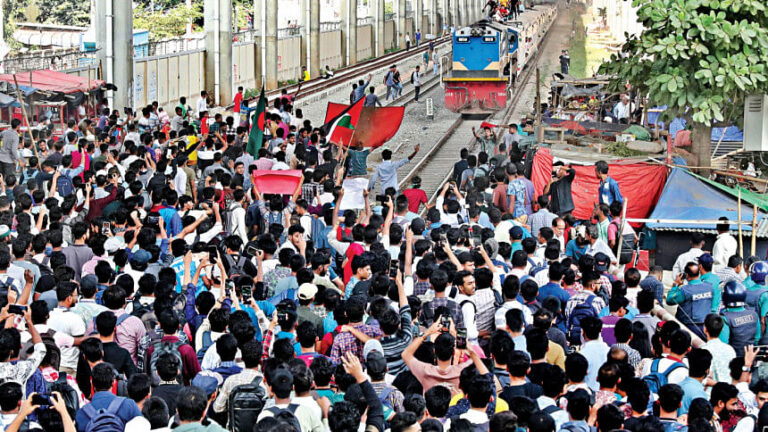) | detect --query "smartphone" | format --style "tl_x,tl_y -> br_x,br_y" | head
8,305 -> 27,315
389,259 -> 399,278
207,245 -> 218,264
246,245 -> 260,256
456,328 -> 467,349
375,194 -> 387,202
440,315 -> 451,331
755,345 -> 768,361
101,221 -> 110,234
32,394 -> 50,406
241,283 -> 253,302
123,107 -> 132,116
